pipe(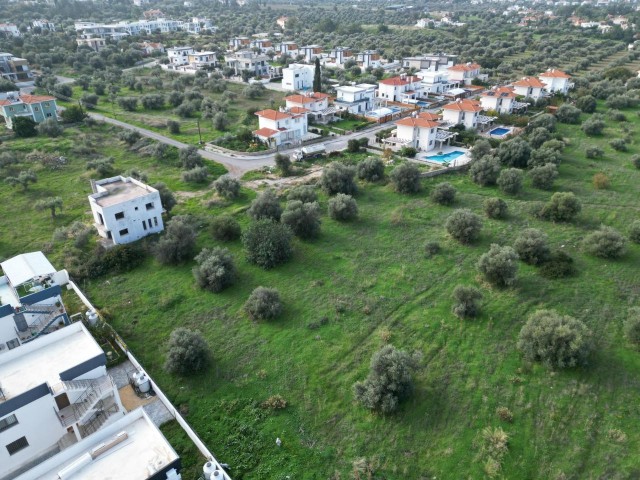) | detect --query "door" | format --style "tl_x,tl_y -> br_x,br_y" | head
55,393 -> 71,410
